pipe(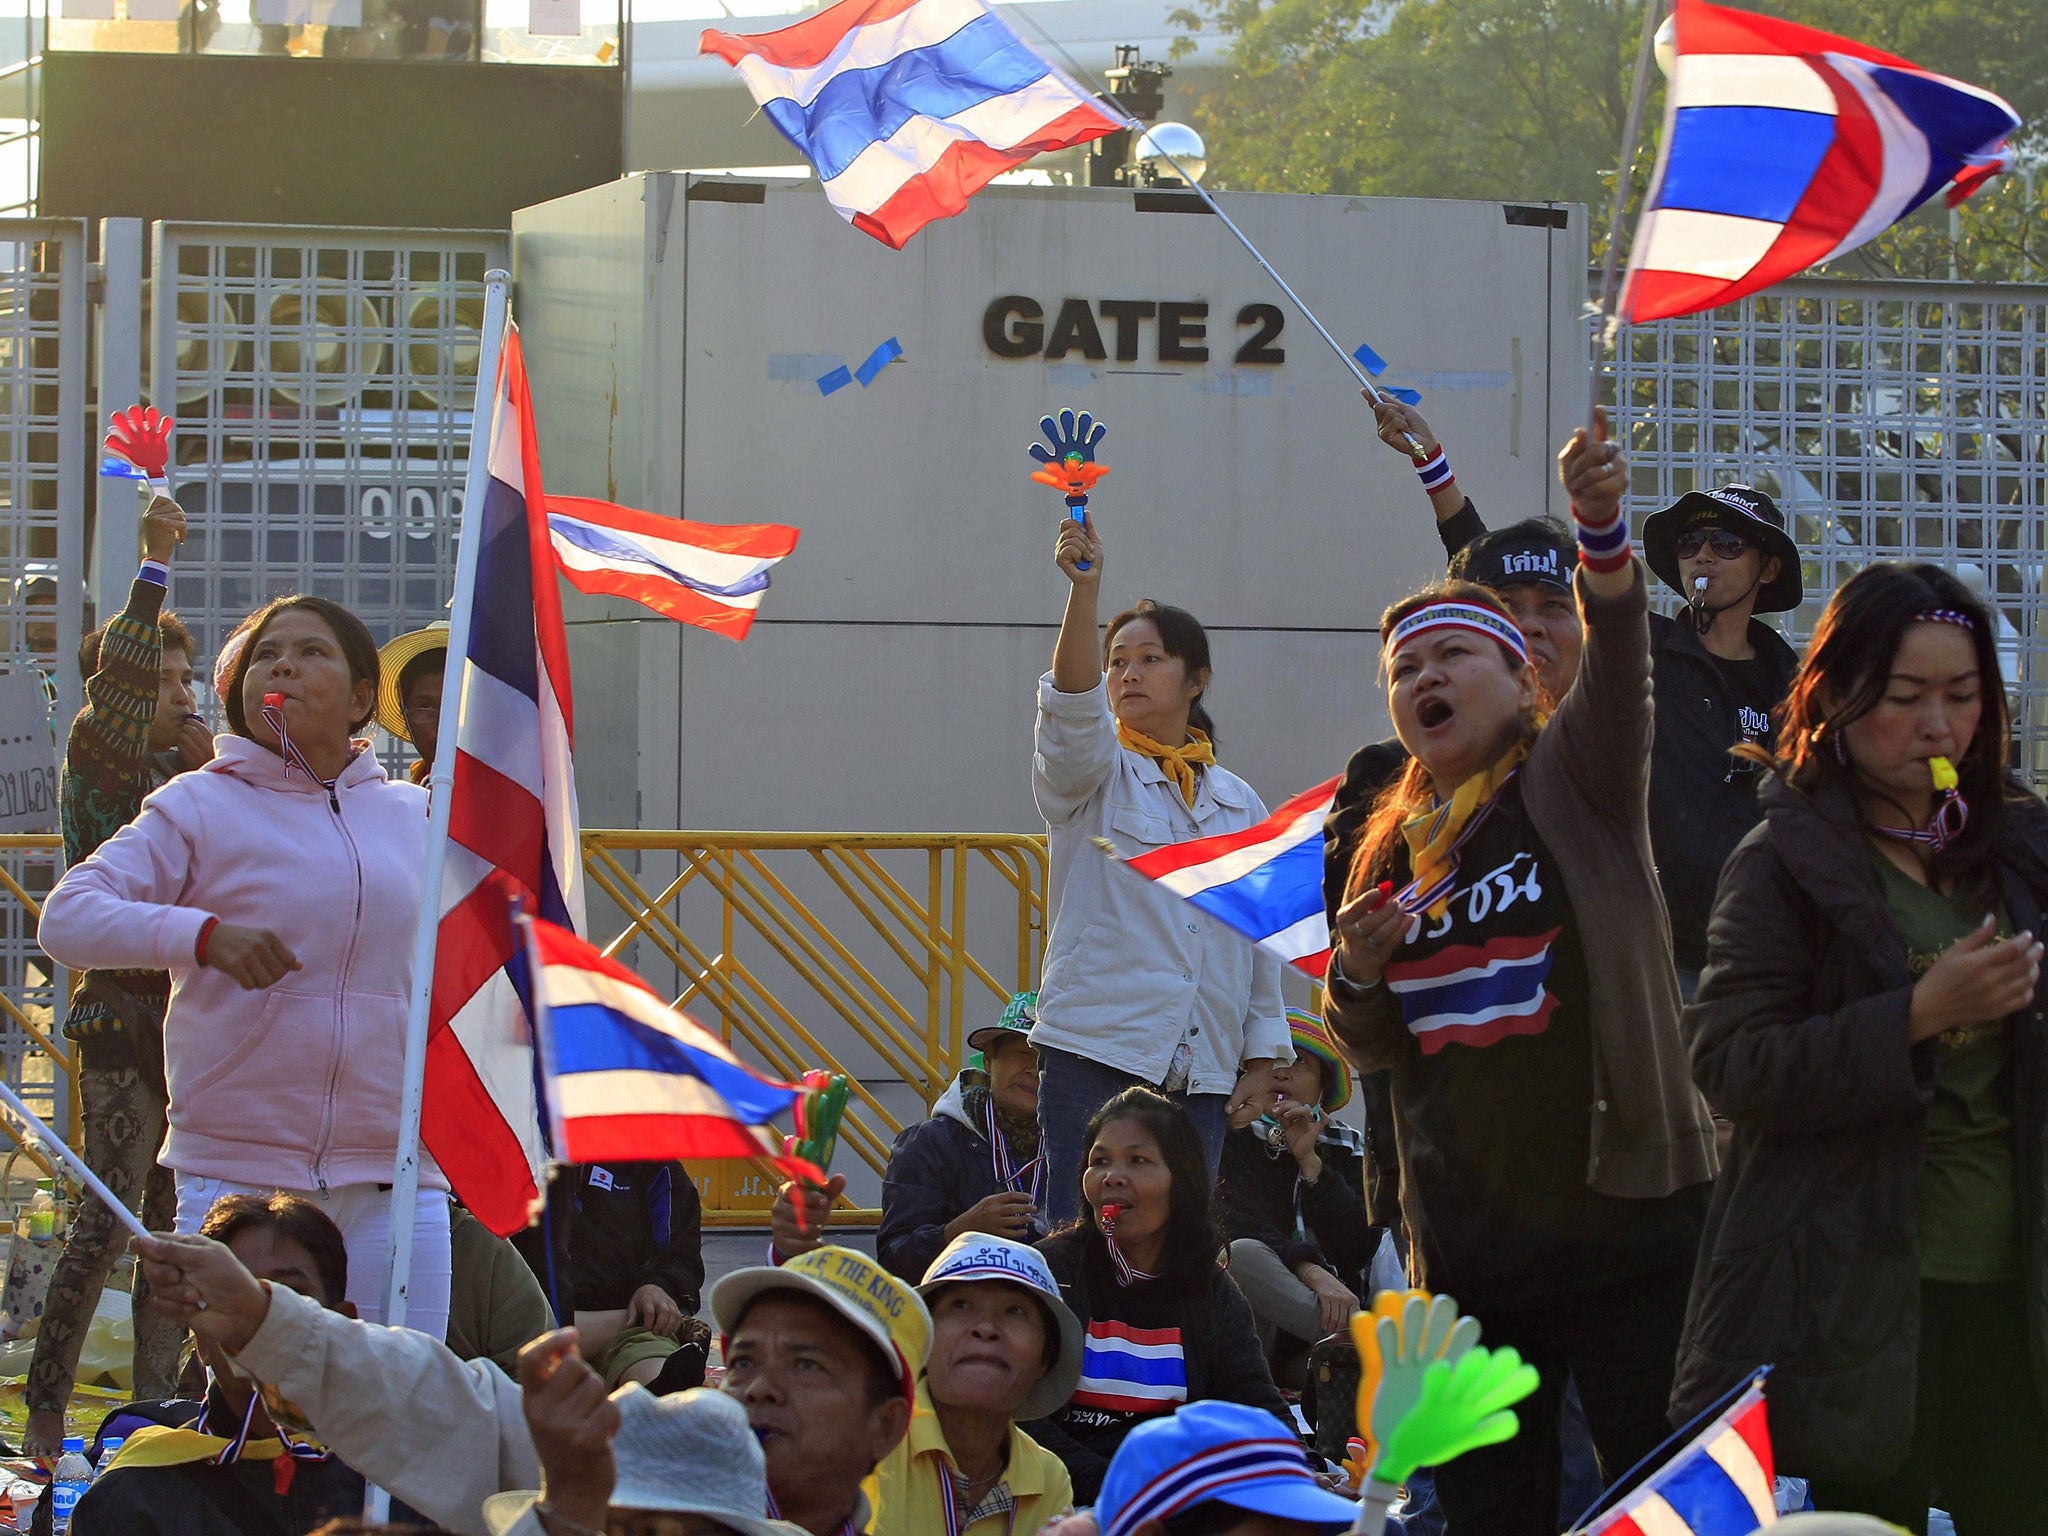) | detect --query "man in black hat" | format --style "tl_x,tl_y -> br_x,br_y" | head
1637,482 -> 1802,994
